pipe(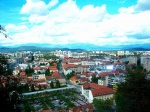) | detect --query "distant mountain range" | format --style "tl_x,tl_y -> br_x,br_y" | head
0,43 -> 150,52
